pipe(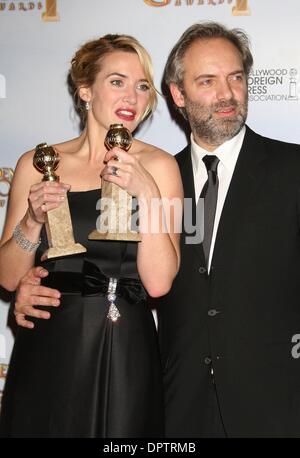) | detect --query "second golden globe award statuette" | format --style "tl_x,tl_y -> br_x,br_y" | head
89,124 -> 141,242
33,143 -> 86,261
